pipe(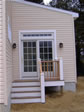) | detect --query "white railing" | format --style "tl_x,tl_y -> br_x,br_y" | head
38,58 -> 45,103
38,58 -> 64,81
38,57 -> 64,103
59,58 -> 64,80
